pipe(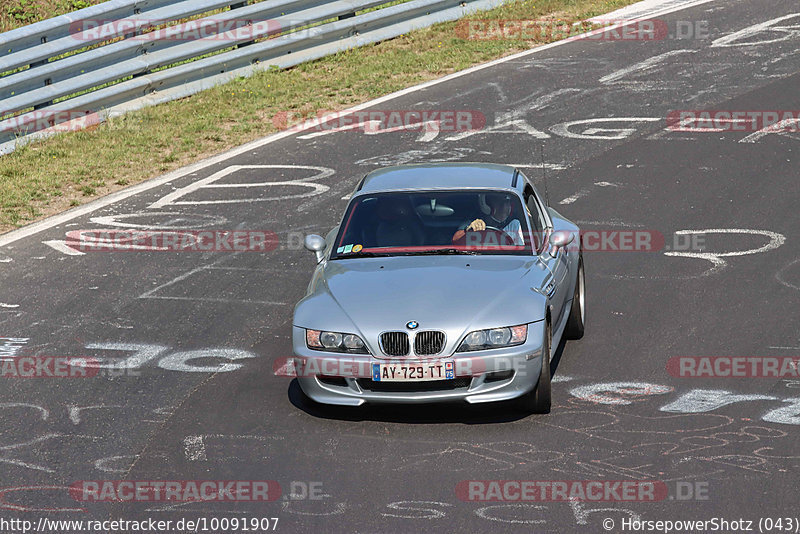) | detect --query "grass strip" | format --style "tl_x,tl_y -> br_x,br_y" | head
0,0 -> 638,231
